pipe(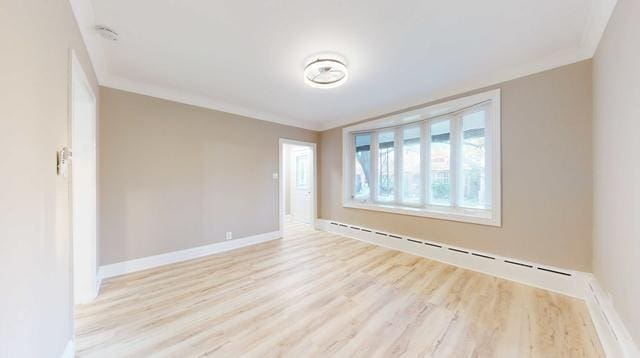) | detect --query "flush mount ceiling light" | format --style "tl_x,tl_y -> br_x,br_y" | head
304,57 -> 348,89
95,25 -> 119,41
